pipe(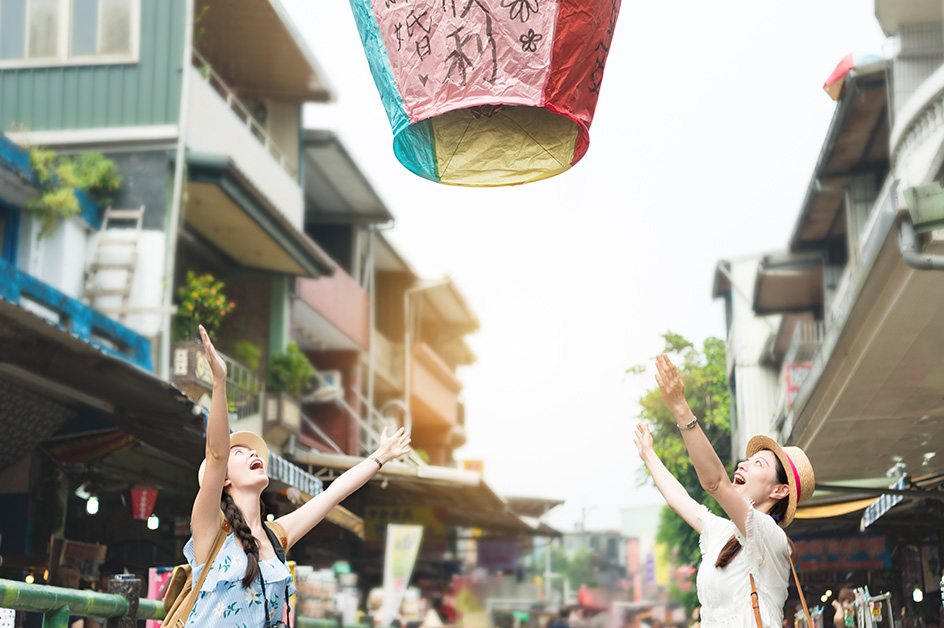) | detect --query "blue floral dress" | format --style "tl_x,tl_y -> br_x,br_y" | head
183,532 -> 295,627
